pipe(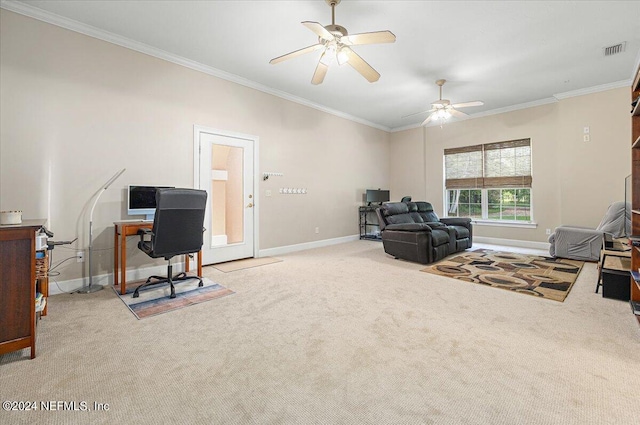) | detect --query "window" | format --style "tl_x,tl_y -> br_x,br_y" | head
444,139 -> 532,223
